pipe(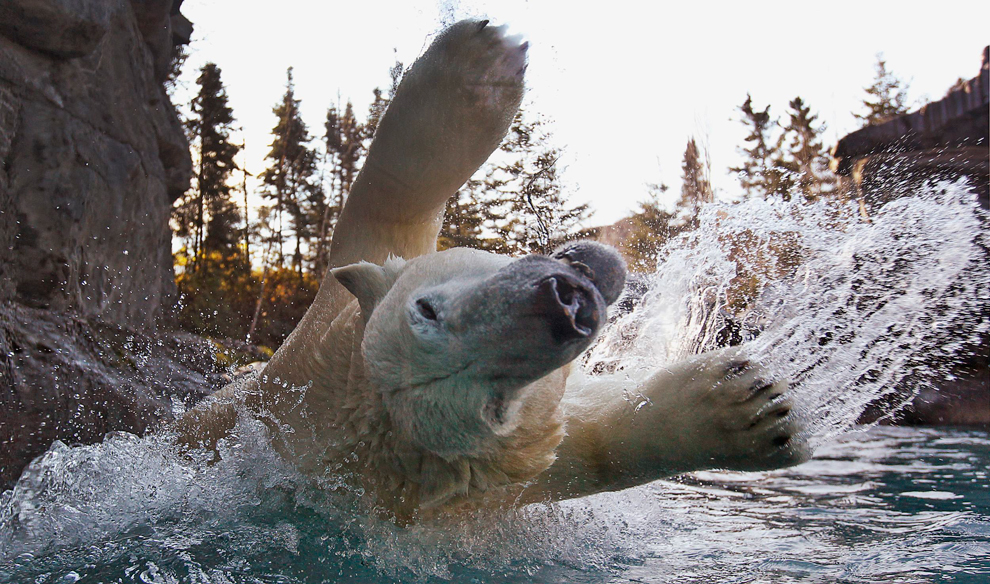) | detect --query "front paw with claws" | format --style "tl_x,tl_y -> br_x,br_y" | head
609,346 -> 810,480
360,18 -> 527,217
686,347 -> 808,471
